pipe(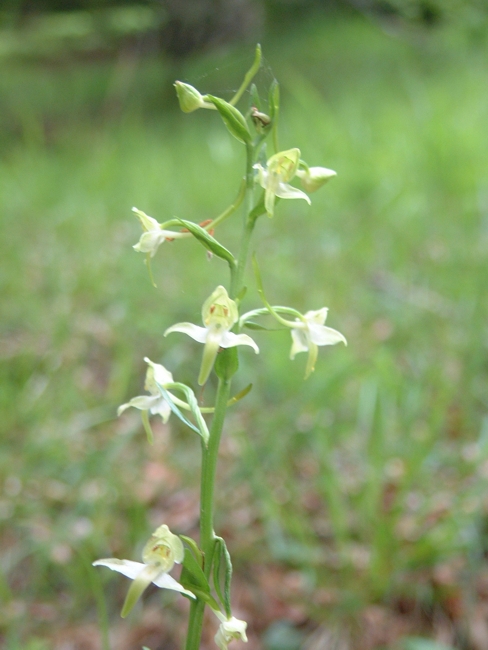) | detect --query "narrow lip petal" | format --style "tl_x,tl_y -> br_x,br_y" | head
164,323 -> 209,343
220,331 -> 259,353
274,182 -> 311,204
308,324 -> 347,346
